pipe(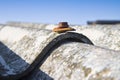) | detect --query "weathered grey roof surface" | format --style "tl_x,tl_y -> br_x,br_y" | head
7,22 -> 120,50
0,22 -> 120,80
